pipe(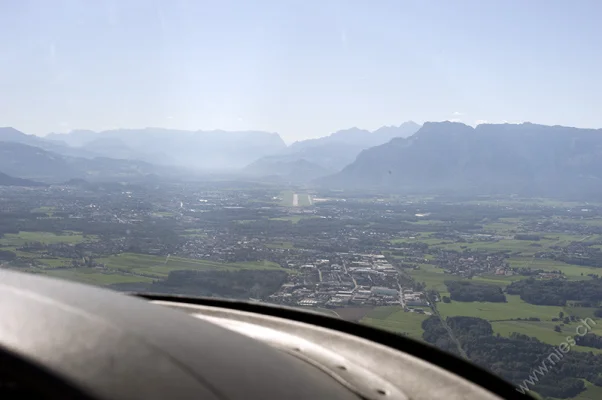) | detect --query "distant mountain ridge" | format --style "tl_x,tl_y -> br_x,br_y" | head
0,171 -> 44,187
11,121 -> 602,196
5,124 -> 421,176
0,141 -> 177,183
48,128 -> 287,170
289,121 -> 421,152
0,127 -> 98,158
245,122 -> 421,180
322,122 -> 602,196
